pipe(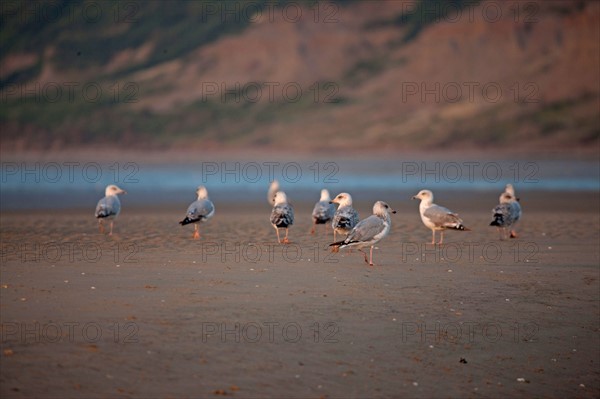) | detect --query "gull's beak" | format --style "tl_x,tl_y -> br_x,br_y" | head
121,190 -> 128,195
329,201 -> 334,204
391,209 -> 397,214
411,196 -> 417,200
